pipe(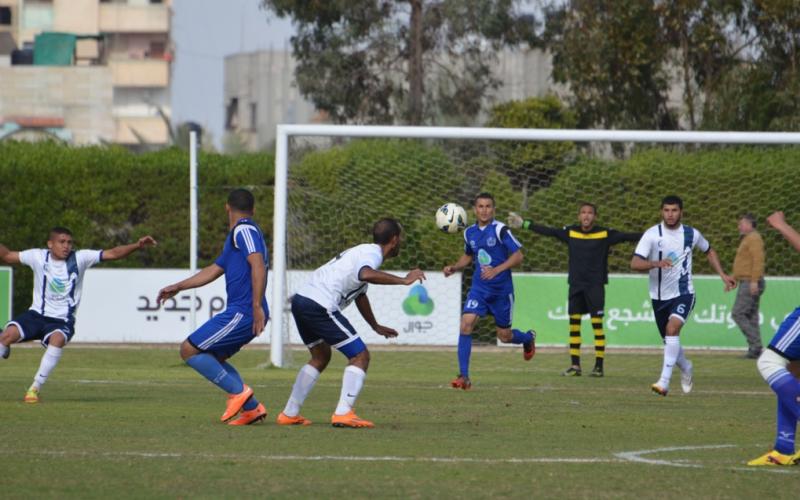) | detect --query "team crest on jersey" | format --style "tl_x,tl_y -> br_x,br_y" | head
469,240 -> 476,249
486,237 -> 496,247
